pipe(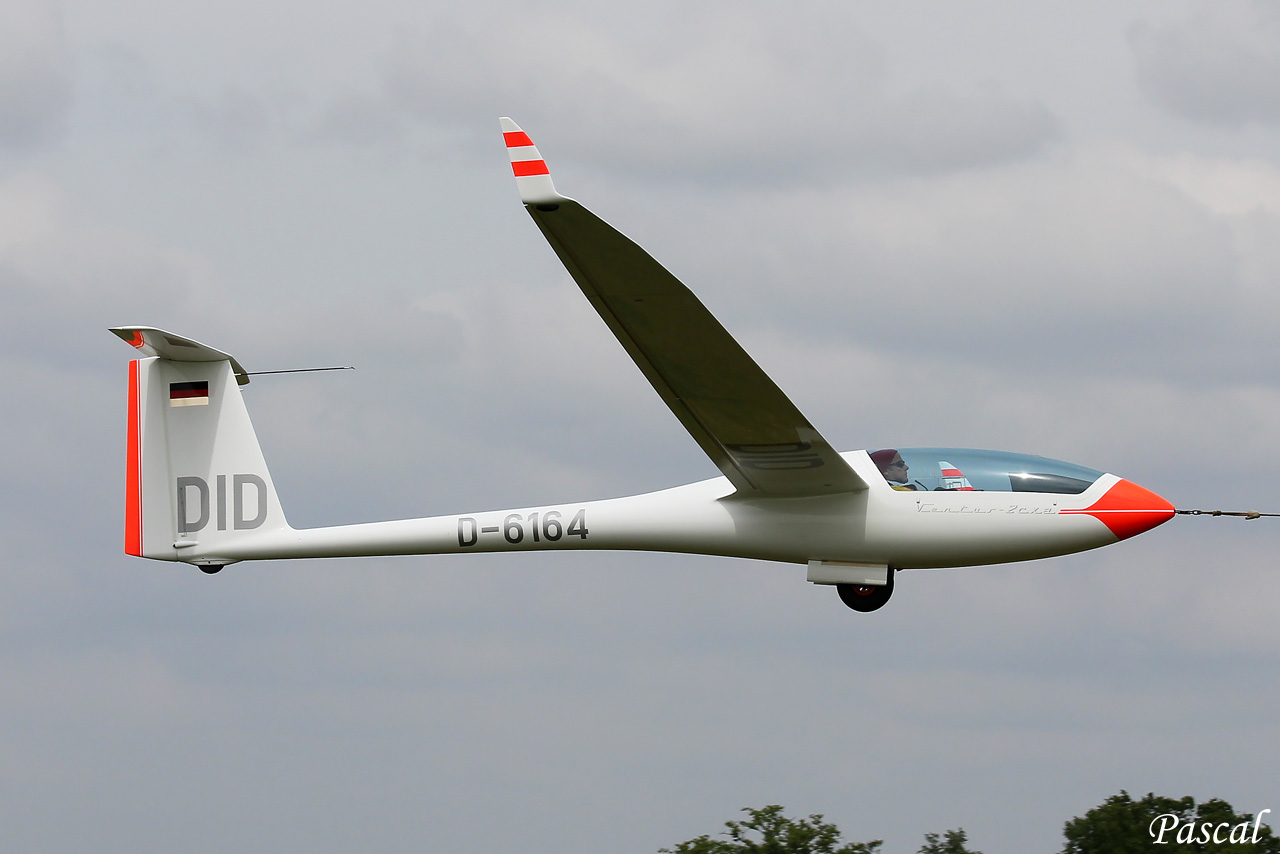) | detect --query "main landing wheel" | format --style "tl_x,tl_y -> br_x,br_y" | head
836,572 -> 895,613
